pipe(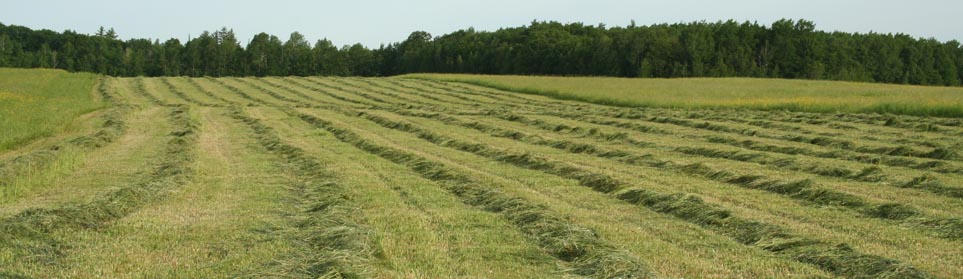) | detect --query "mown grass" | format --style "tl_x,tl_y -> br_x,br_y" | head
403,74 -> 963,118
0,68 -> 103,151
